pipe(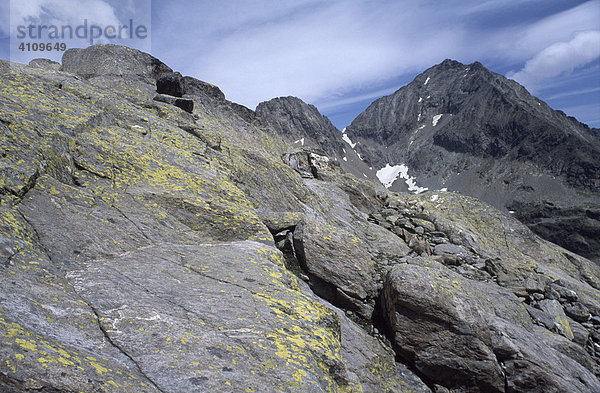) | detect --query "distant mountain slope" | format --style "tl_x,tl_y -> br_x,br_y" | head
344,59 -> 600,262
256,96 -> 376,182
